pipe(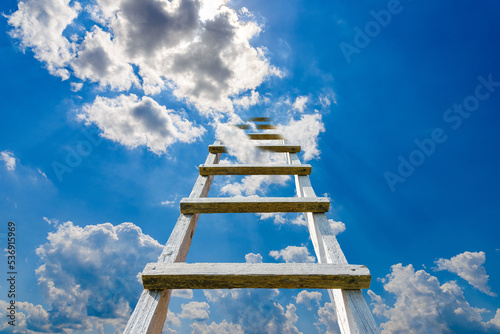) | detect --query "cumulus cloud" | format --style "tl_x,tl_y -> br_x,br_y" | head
221,175 -> 290,196
368,263 -> 498,333
269,246 -> 316,263
172,289 -> 194,299
179,301 -> 210,320
281,113 -> 325,161
35,221 -> 163,331
315,302 -> 340,334
435,251 -> 496,296
0,300 -> 51,333
328,219 -> 346,236
72,26 -> 139,90
7,0 -> 80,79
7,0 -> 279,113
203,289 -> 300,333
0,150 -> 16,171
191,320 -> 244,333
166,311 -> 182,327
245,252 -> 263,263
292,96 -> 308,113
78,94 -> 205,154
257,212 -> 287,225
215,122 -> 264,164
256,213 -> 308,227
295,290 -> 322,311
